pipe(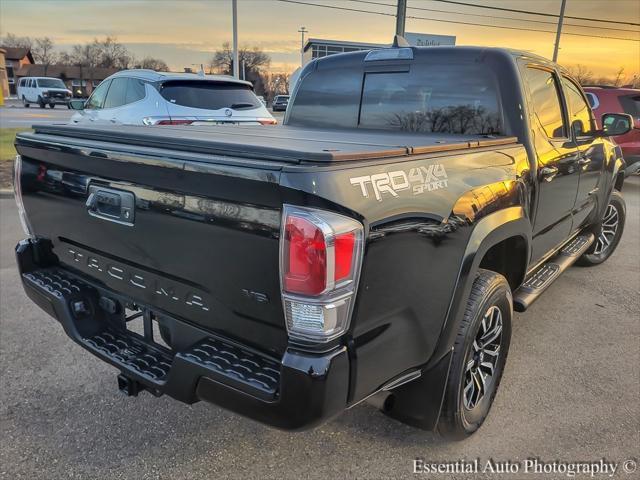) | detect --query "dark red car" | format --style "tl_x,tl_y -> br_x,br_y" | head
585,86 -> 640,175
